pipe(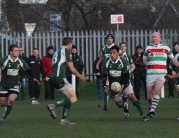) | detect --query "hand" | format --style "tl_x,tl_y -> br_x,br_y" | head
96,72 -> 101,75
79,74 -> 87,82
96,64 -> 99,70
33,78 -> 41,85
44,77 -> 50,82
104,86 -> 111,95
146,62 -> 150,66
164,74 -> 174,80
172,71 -> 176,75
118,85 -> 124,93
